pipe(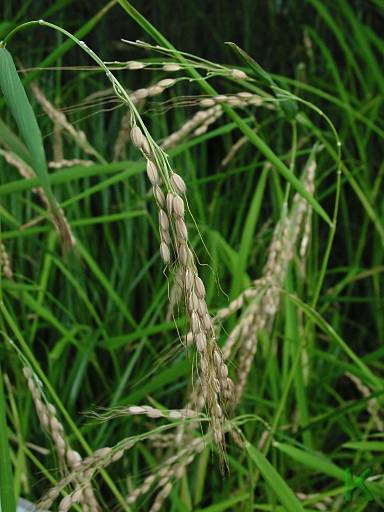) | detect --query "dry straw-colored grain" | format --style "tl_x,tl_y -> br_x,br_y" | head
163,63 -> 182,72
148,155 -> 318,511
113,76 -> 178,161
345,372 -> 383,432
90,404 -> 199,421
48,159 -> 94,169
221,135 -> 248,167
1,242 -> 13,279
161,105 -> 222,150
23,367 -> 100,511
126,435 -> 205,507
0,149 -> 75,249
161,92 -> 270,150
124,118 -> 232,449
296,492 -> 333,511
53,122 -> 64,162
31,83 -> 102,162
